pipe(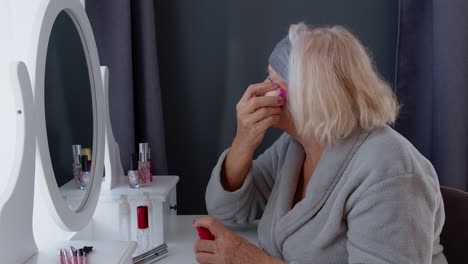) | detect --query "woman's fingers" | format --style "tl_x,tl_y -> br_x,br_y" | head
245,107 -> 282,125
193,216 -> 225,238
194,239 -> 216,253
240,82 -> 279,102
249,95 -> 284,113
232,82 -> 285,153
240,95 -> 284,115
255,114 -> 281,133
